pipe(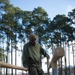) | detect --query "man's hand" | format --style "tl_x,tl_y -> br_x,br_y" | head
47,55 -> 50,70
